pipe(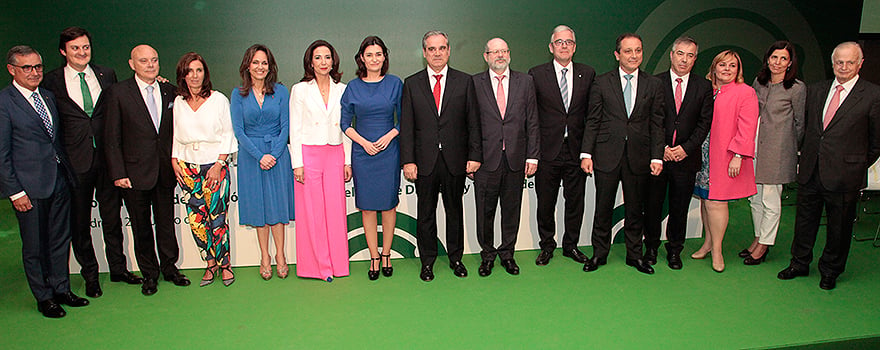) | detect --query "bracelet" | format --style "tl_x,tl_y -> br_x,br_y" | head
215,159 -> 227,166
733,154 -> 742,158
